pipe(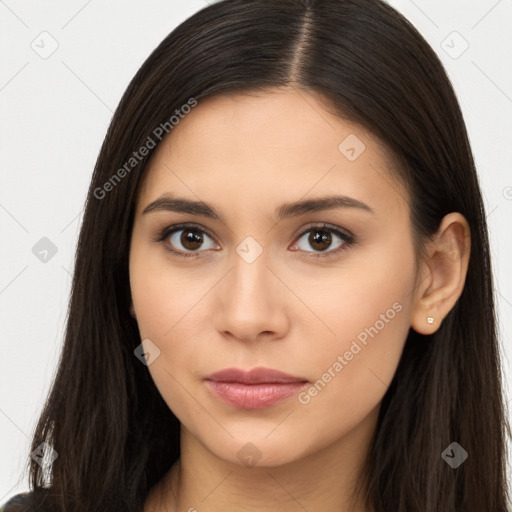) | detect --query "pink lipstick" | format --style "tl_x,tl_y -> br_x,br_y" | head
204,367 -> 308,409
